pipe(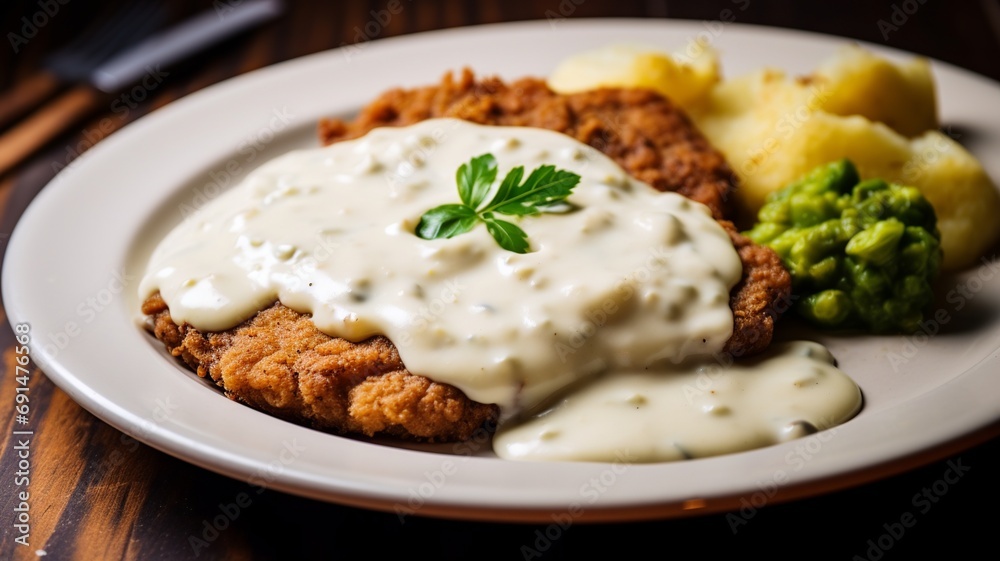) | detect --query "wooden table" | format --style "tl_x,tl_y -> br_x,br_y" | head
2,1 -> 999,558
